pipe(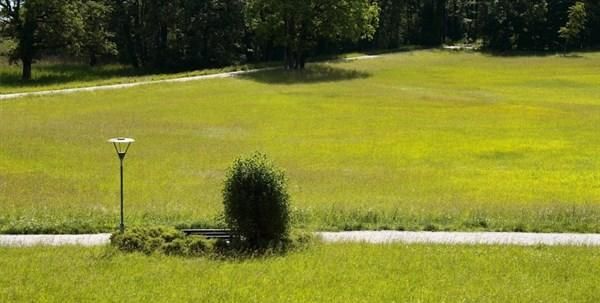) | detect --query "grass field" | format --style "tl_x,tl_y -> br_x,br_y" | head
1,243 -> 599,302
1,50 -> 600,233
